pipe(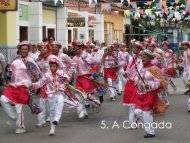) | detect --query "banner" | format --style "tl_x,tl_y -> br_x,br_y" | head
0,0 -> 17,12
